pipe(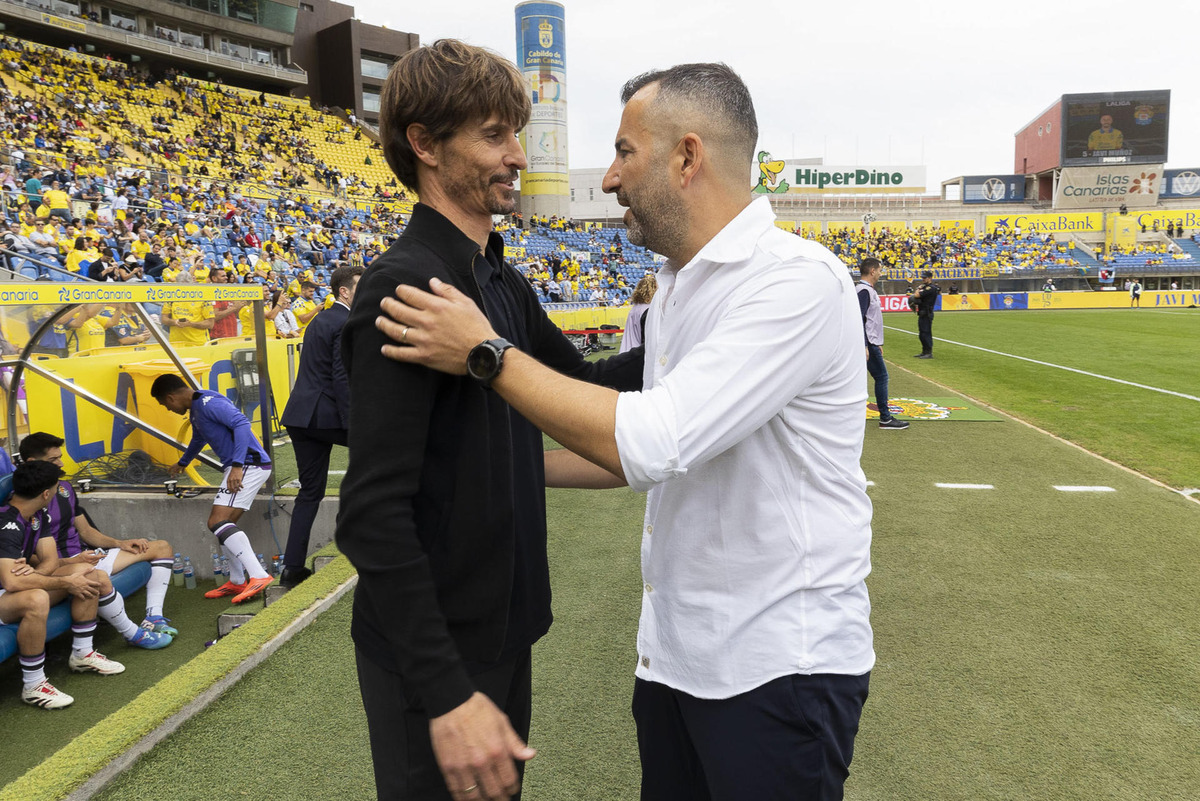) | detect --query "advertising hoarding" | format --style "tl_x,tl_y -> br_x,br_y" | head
962,175 -> 1025,203
1054,164 -> 1163,209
